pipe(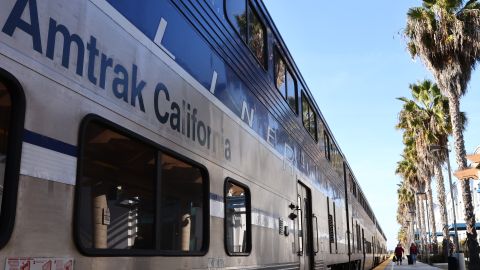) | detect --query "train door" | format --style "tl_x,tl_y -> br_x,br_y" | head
297,182 -> 314,270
